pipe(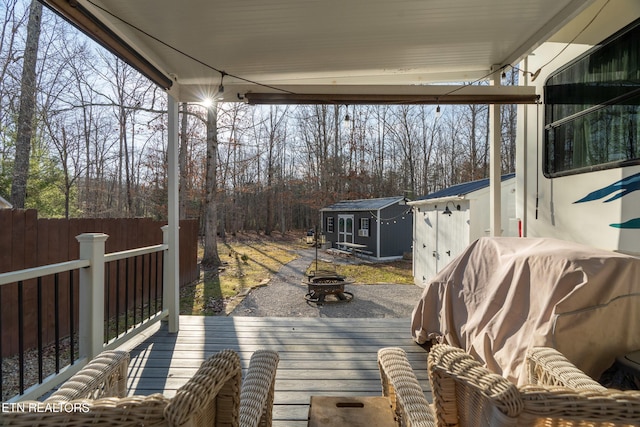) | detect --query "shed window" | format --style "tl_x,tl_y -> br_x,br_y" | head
359,218 -> 370,237
326,217 -> 334,233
